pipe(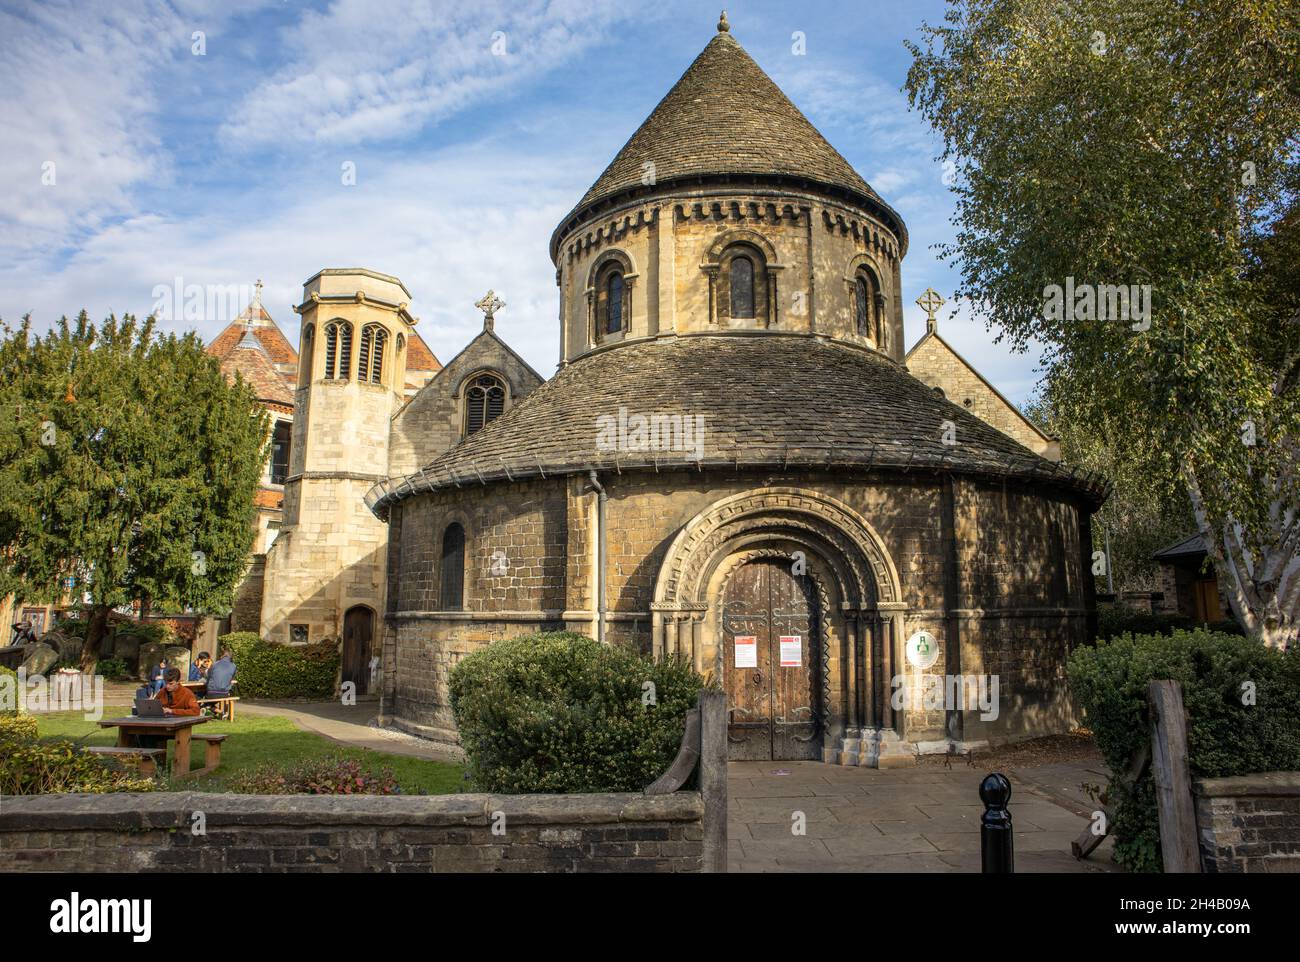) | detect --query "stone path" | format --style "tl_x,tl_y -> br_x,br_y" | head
728,760 -> 1119,872
239,699 -> 462,763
